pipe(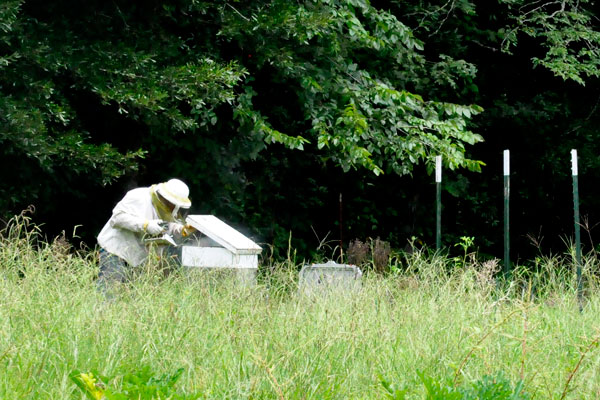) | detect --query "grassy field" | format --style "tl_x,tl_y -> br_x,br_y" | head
2,217 -> 600,399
